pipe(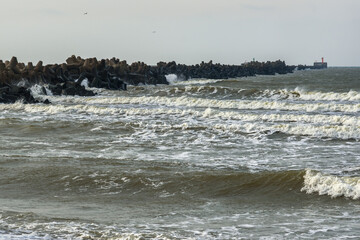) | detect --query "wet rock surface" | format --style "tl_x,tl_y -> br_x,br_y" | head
0,83 -> 39,104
